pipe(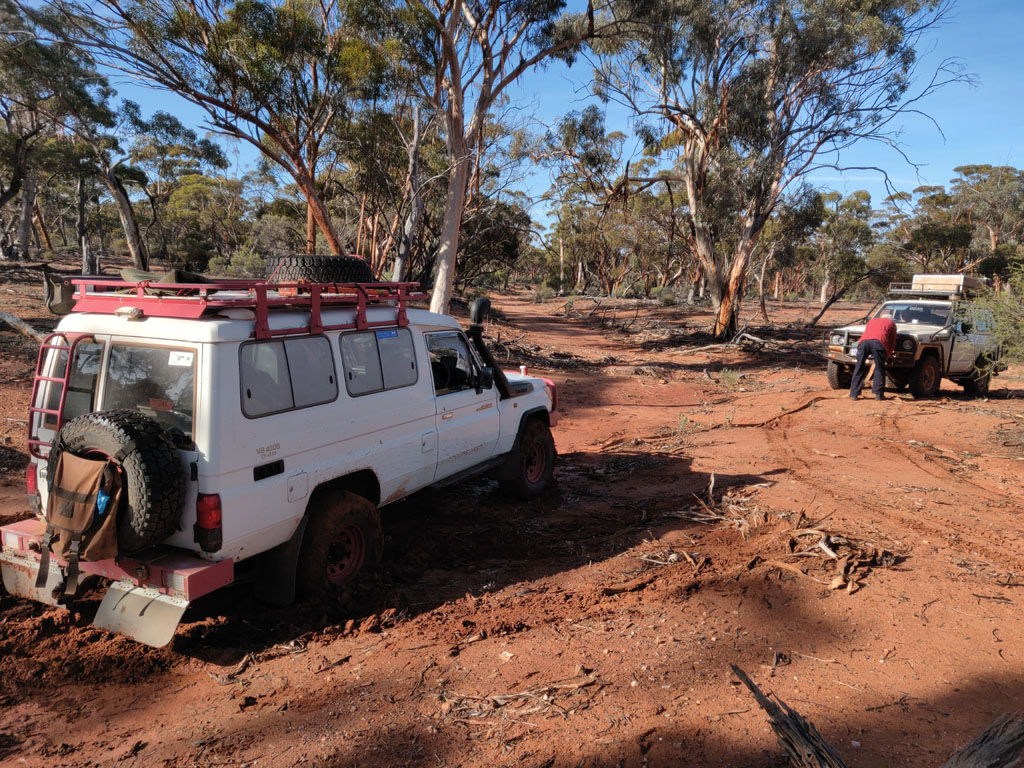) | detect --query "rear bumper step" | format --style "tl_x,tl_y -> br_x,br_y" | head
1,518 -> 233,647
